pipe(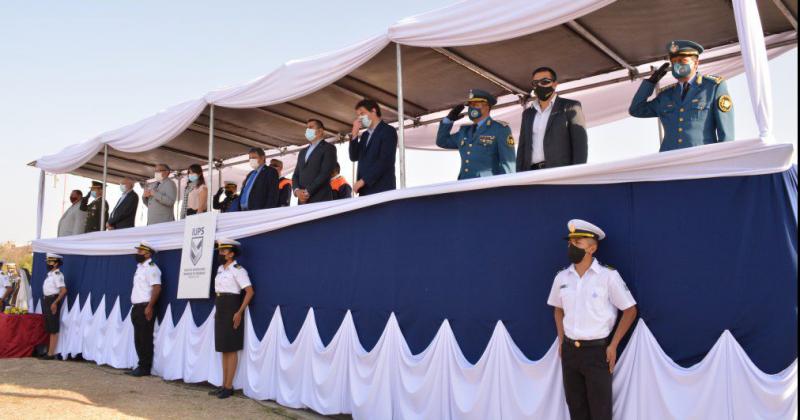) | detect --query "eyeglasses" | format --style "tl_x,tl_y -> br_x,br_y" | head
531,78 -> 554,87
